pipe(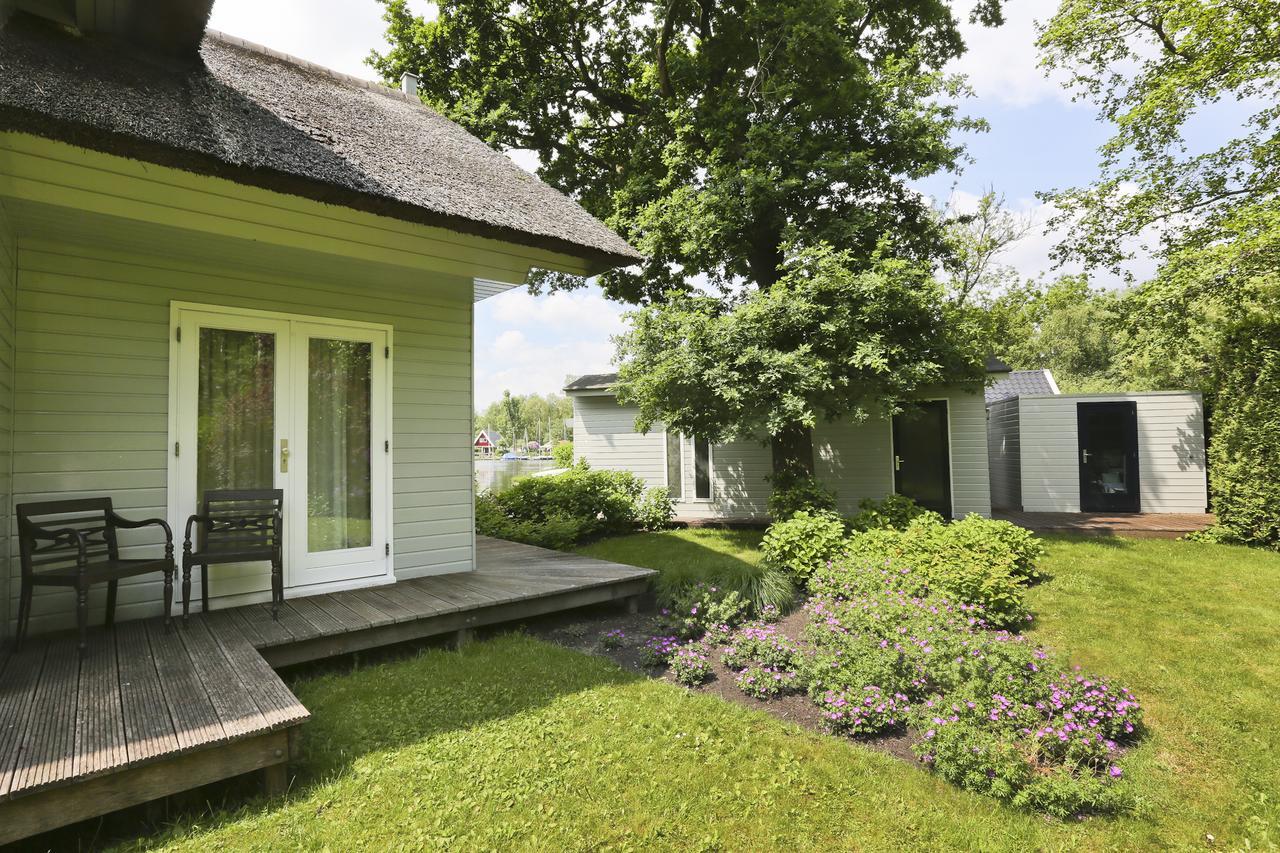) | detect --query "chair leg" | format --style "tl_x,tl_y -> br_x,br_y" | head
271,557 -> 282,620
181,562 -> 192,623
162,568 -> 174,631
15,579 -> 32,651
201,564 -> 209,616
75,582 -> 89,658
105,580 -> 118,629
